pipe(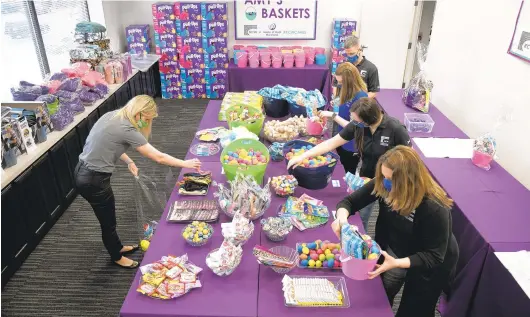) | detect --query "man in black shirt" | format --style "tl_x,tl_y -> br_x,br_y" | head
333,36 -> 380,98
